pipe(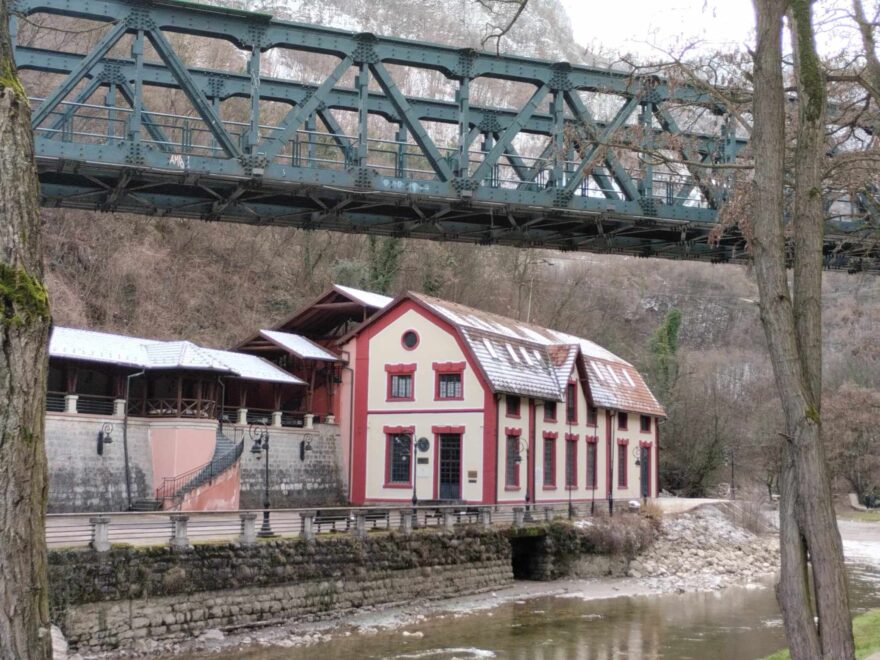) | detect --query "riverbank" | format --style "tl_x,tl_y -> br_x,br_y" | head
53,504 -> 785,659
